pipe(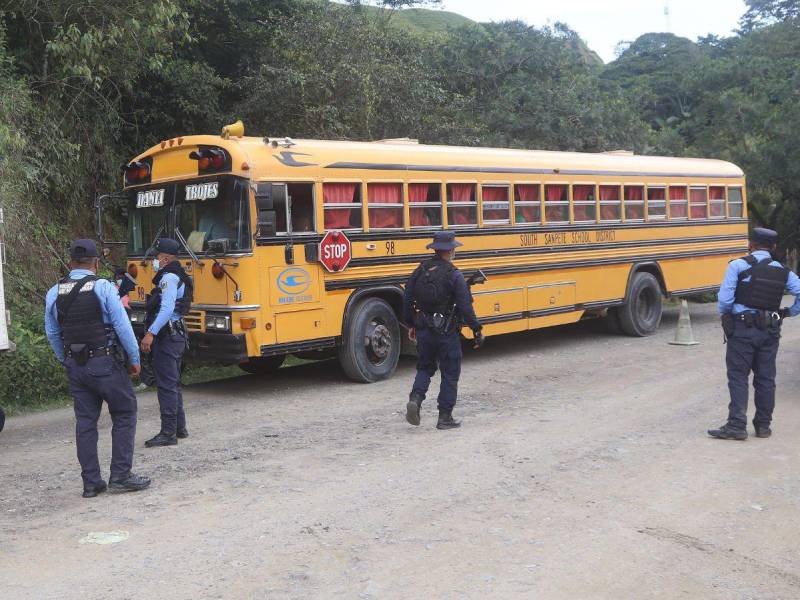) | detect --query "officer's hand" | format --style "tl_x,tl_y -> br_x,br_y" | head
473,330 -> 485,349
780,308 -> 791,319
408,327 -> 416,342
140,332 -> 154,353
128,363 -> 141,377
